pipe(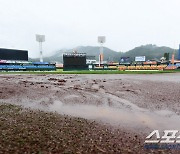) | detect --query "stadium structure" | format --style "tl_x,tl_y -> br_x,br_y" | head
61,48 -> 180,71
0,48 -> 56,71
1,45 -> 180,72
63,53 -> 88,71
